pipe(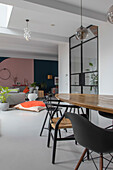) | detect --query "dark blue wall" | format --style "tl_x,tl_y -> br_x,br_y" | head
0,57 -> 9,63
34,60 -> 58,93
